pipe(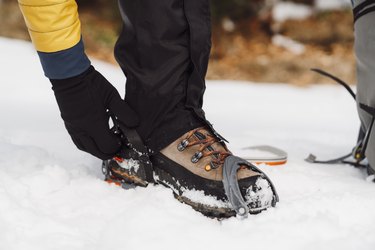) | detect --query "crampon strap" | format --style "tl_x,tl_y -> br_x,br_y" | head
306,69 -> 372,168
305,153 -> 368,168
109,113 -> 154,183
222,156 -> 249,217
118,126 -> 154,183
222,156 -> 279,217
